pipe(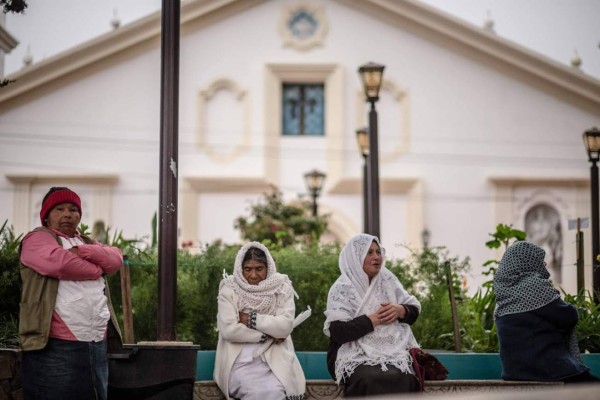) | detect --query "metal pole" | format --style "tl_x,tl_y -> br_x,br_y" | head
158,0 -> 180,341
576,219 -> 585,293
362,156 -> 369,233
445,261 -> 462,352
367,102 -> 381,239
591,160 -> 599,302
312,193 -> 318,217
